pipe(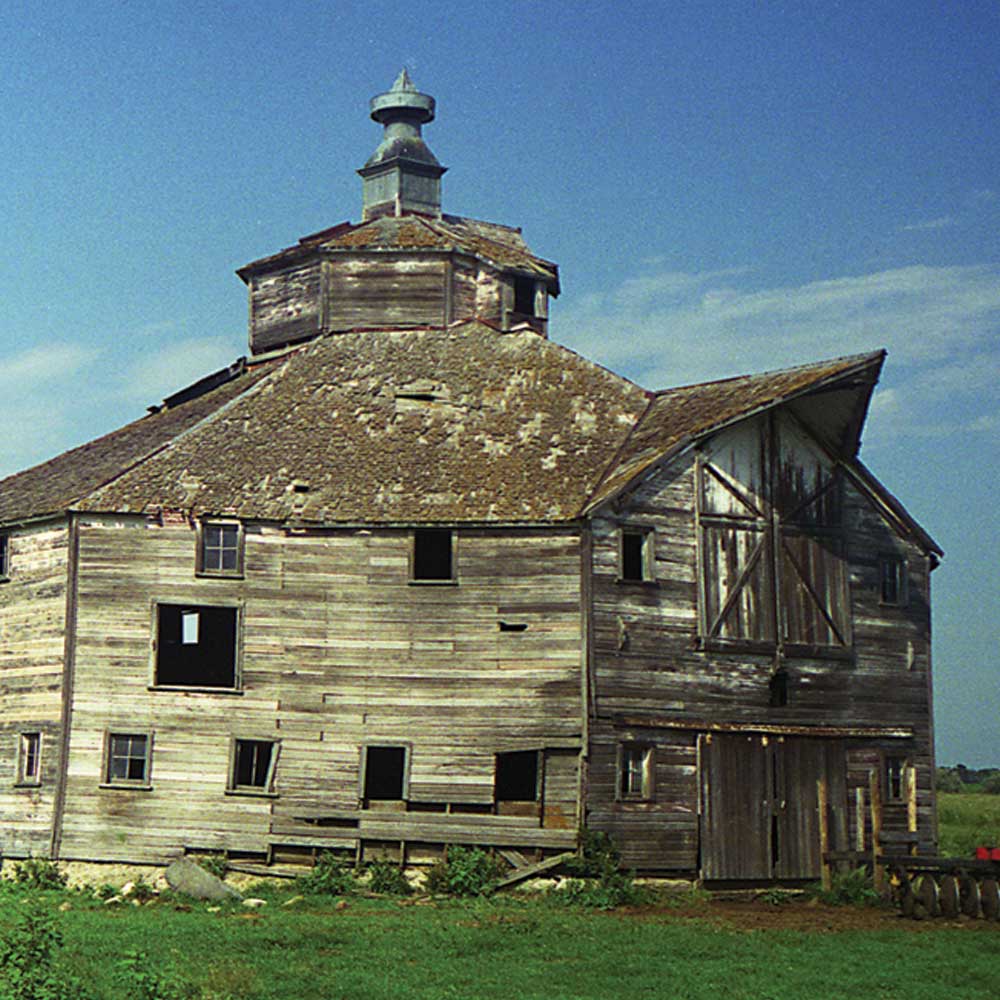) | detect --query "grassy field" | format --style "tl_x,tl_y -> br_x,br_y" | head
938,791 -> 1000,855
0,882 -> 996,1000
